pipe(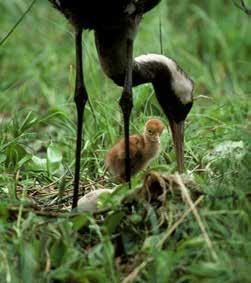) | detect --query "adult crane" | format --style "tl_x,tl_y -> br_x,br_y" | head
49,0 -> 194,209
